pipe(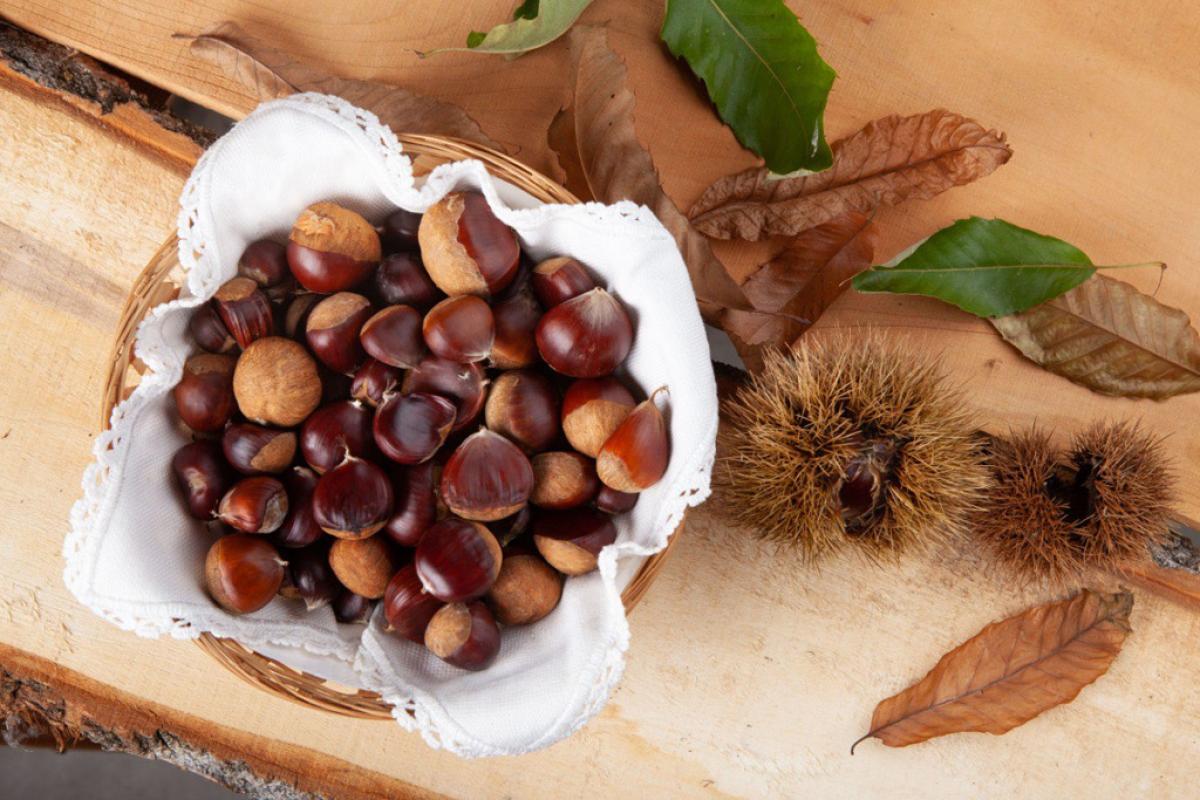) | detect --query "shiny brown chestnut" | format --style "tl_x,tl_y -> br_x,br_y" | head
374,392 -> 456,465
238,239 -> 289,287
360,305 -> 425,368
425,601 -> 500,671
217,476 -> 289,533
189,303 -> 236,354
532,508 -> 617,576
385,461 -> 438,547
489,280 -> 542,369
205,534 -> 286,614
329,536 -> 399,599
350,359 -> 401,407
333,589 -> 374,624
440,430 -> 534,522
594,485 -> 639,515
233,337 -> 322,426
222,423 -> 296,475
214,277 -> 274,349
172,440 -> 231,519
488,505 -> 531,547
286,202 -> 381,293
418,191 -> 520,297
414,518 -> 502,602
300,400 -> 374,474
536,288 -> 633,378
596,389 -> 670,493
283,293 -> 322,340
486,553 -> 563,625
423,295 -> 495,363
312,456 -> 394,539
174,353 -> 236,433
532,257 -> 595,308
400,356 -> 487,432
319,365 -> 354,405
379,208 -> 422,252
279,541 -> 339,610
373,252 -> 441,308
383,564 -> 443,643
306,292 -> 372,373
484,370 -> 559,453
530,452 -> 599,510
272,466 -> 323,549
561,377 -> 635,458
